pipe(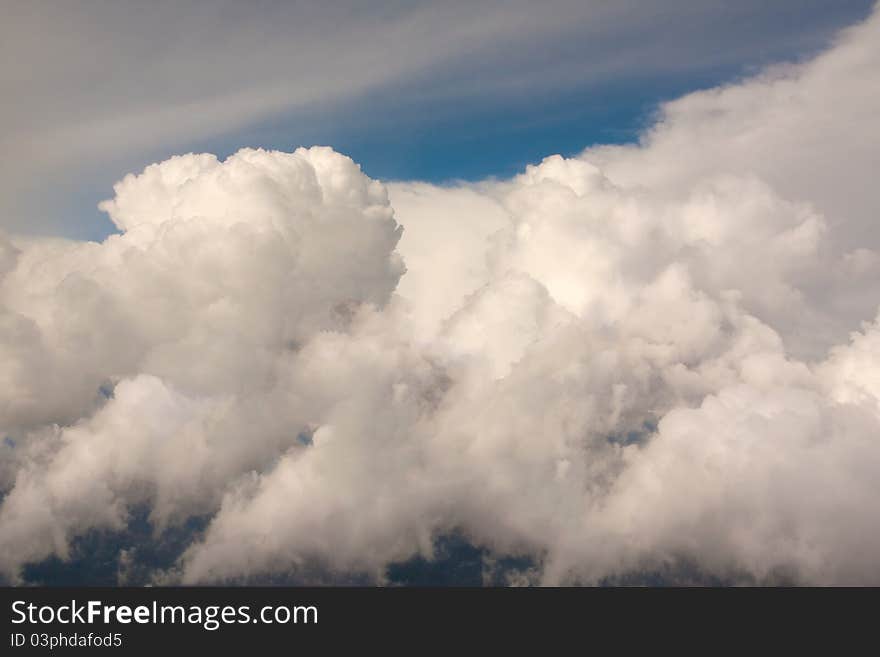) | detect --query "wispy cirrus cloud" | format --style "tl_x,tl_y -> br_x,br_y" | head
2,0 -> 873,237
